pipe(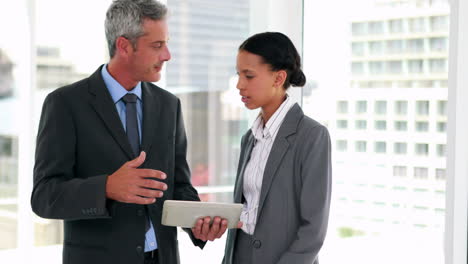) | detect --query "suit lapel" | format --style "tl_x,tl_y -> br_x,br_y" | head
141,82 -> 160,156
256,104 -> 303,219
88,66 -> 134,160
234,132 -> 255,203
